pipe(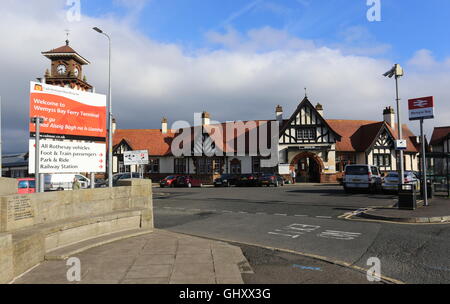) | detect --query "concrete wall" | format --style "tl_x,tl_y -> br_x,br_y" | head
0,178 -> 153,284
